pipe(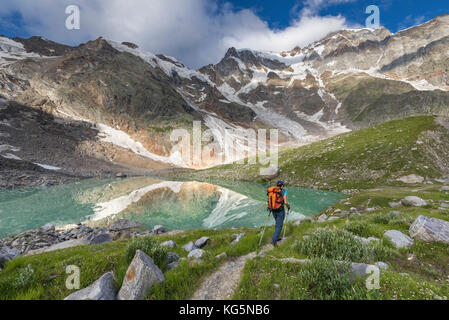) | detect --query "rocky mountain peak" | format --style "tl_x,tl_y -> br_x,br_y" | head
12,36 -> 73,57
